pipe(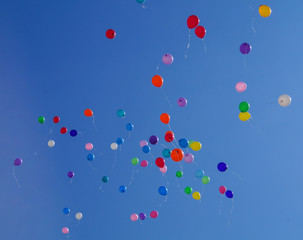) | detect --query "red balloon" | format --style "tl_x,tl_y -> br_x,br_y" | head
165,133 -> 174,142
60,127 -> 67,134
53,116 -> 60,124
106,29 -> 116,39
187,15 -> 200,29
155,157 -> 165,168
195,26 -> 206,39
219,186 -> 226,194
